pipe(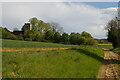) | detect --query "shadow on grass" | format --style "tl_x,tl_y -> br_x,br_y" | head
67,48 -> 104,63
67,48 -> 120,64
104,59 -> 120,64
